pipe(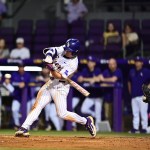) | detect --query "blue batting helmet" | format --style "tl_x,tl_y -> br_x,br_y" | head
64,38 -> 80,55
